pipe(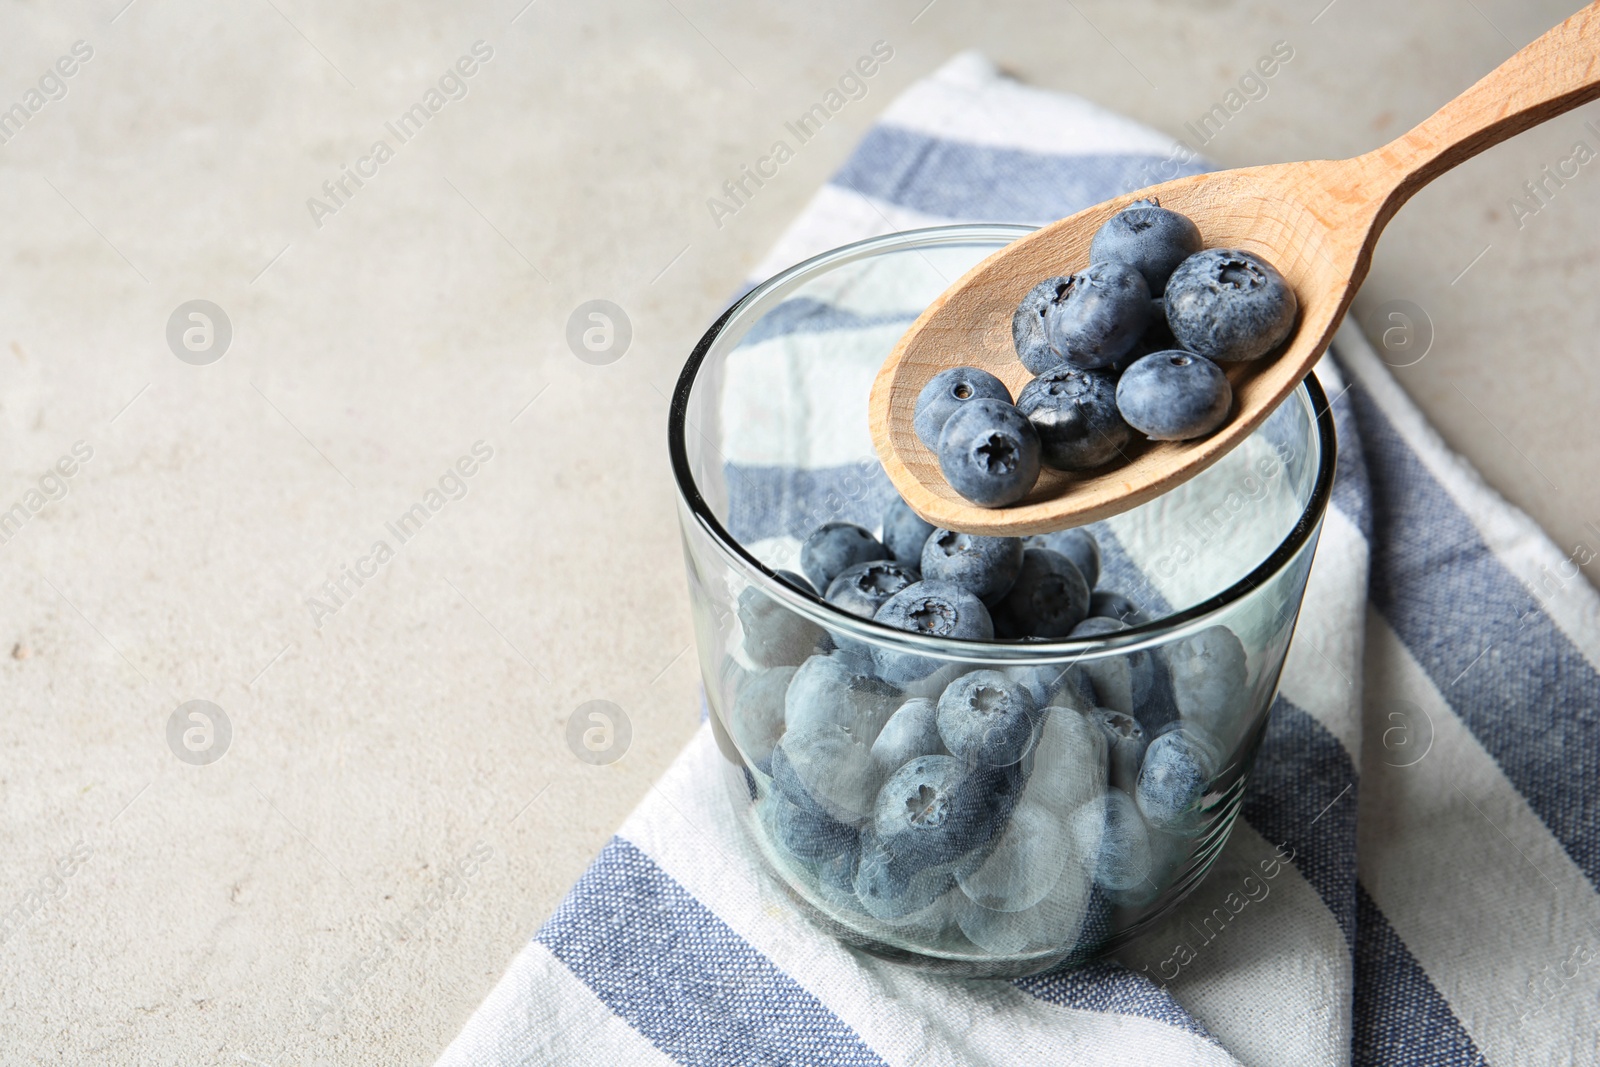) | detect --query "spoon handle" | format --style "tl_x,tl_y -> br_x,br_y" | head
1371,1 -> 1600,204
